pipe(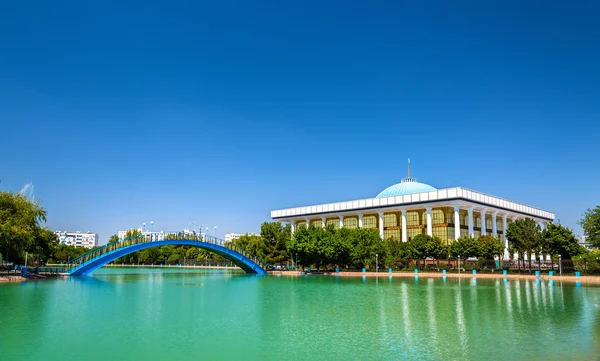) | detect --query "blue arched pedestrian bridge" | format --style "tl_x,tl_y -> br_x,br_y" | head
65,233 -> 267,276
